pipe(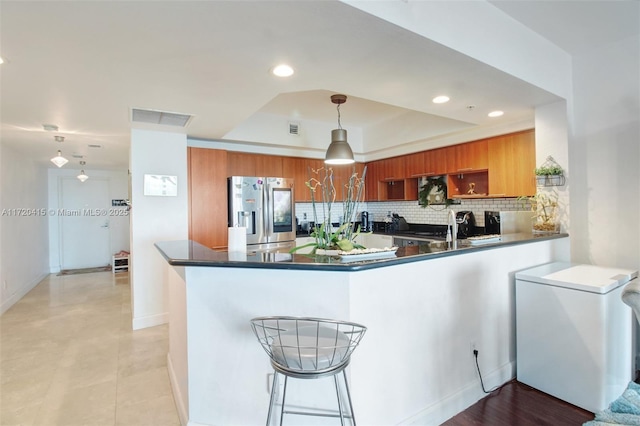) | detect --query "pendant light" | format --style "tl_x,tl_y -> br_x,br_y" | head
50,135 -> 68,167
325,94 -> 354,165
77,161 -> 89,182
